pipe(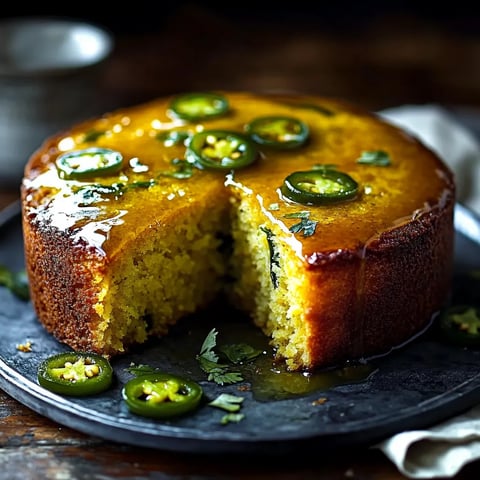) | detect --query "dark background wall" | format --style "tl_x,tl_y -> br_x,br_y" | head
1,1 -> 479,111
1,1 -> 479,35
